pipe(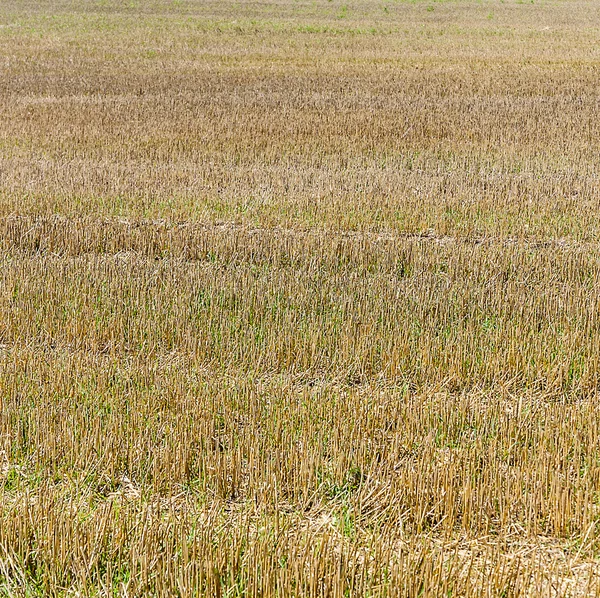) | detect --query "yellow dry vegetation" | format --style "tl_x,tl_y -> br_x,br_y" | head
1,0 -> 600,595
